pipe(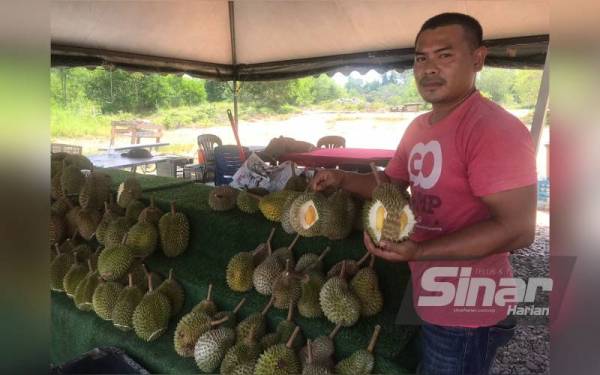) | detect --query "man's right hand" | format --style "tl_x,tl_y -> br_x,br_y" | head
310,169 -> 346,192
